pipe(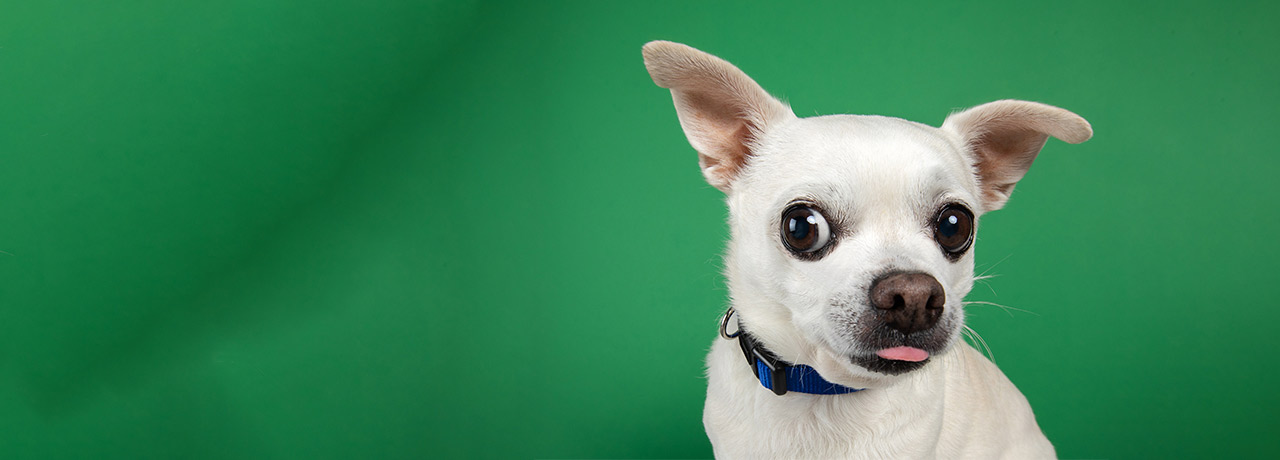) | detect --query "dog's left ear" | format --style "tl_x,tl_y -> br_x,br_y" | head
942,100 -> 1092,211
643,41 -> 795,192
